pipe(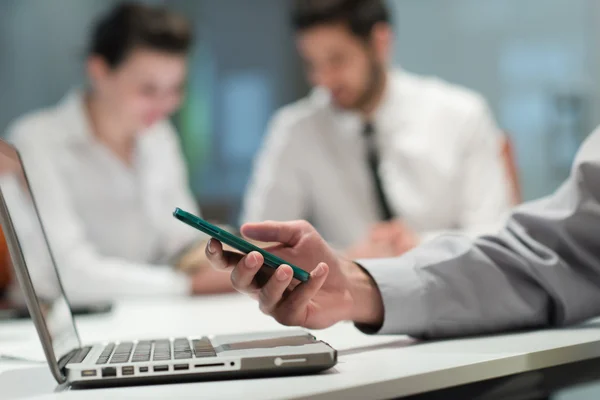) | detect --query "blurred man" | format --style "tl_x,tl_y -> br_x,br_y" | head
242,0 -> 512,258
